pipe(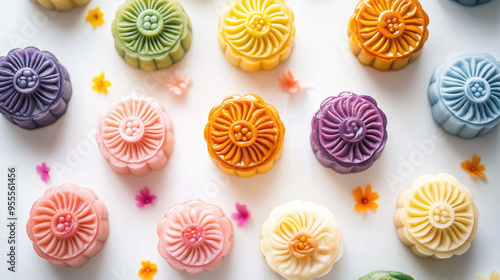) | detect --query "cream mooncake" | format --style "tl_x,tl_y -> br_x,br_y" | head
26,184 -> 109,266
218,0 -> 295,72
95,95 -> 174,176
157,200 -> 233,274
31,0 -> 90,11
395,173 -> 479,259
261,201 -> 343,280
204,94 -> 285,177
